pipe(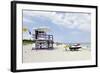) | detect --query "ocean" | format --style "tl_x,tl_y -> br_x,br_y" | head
80,43 -> 91,49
